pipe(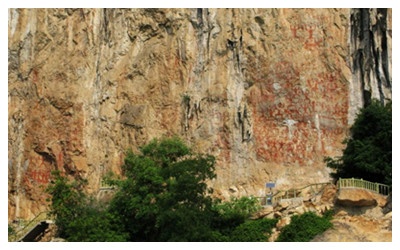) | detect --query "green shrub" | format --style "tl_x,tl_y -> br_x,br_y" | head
183,94 -> 190,103
276,211 -> 333,242
210,196 -> 262,237
325,100 -> 391,185
107,137 -> 217,241
63,206 -> 128,242
45,171 -> 88,238
229,218 -> 278,242
8,224 -> 16,239
46,171 -> 128,241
